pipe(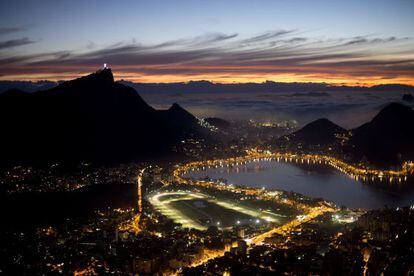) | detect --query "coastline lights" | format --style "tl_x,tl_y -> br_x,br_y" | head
174,150 -> 413,188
